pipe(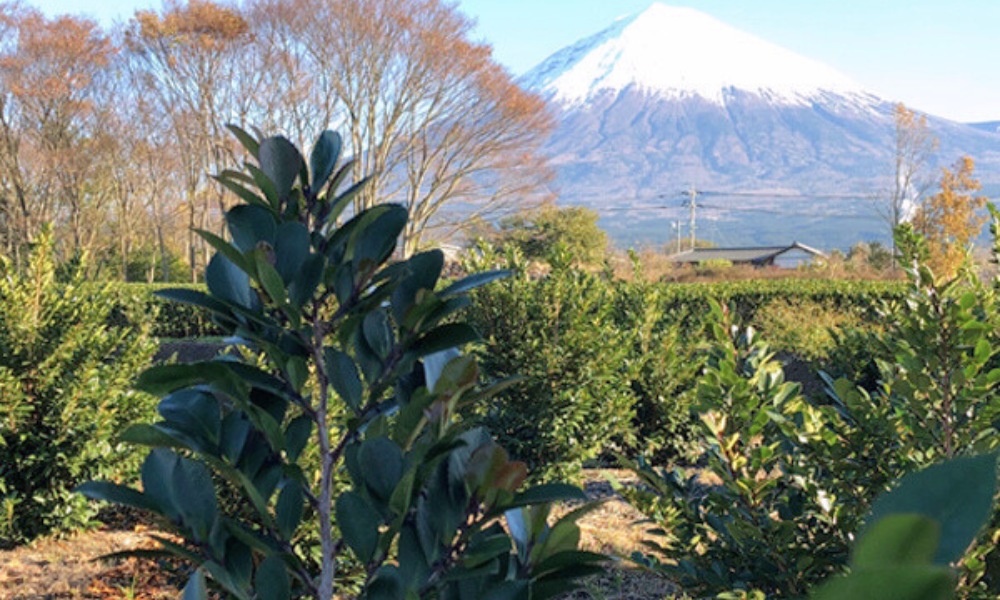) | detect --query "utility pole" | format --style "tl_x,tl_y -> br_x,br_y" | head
687,187 -> 697,251
671,221 -> 681,254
